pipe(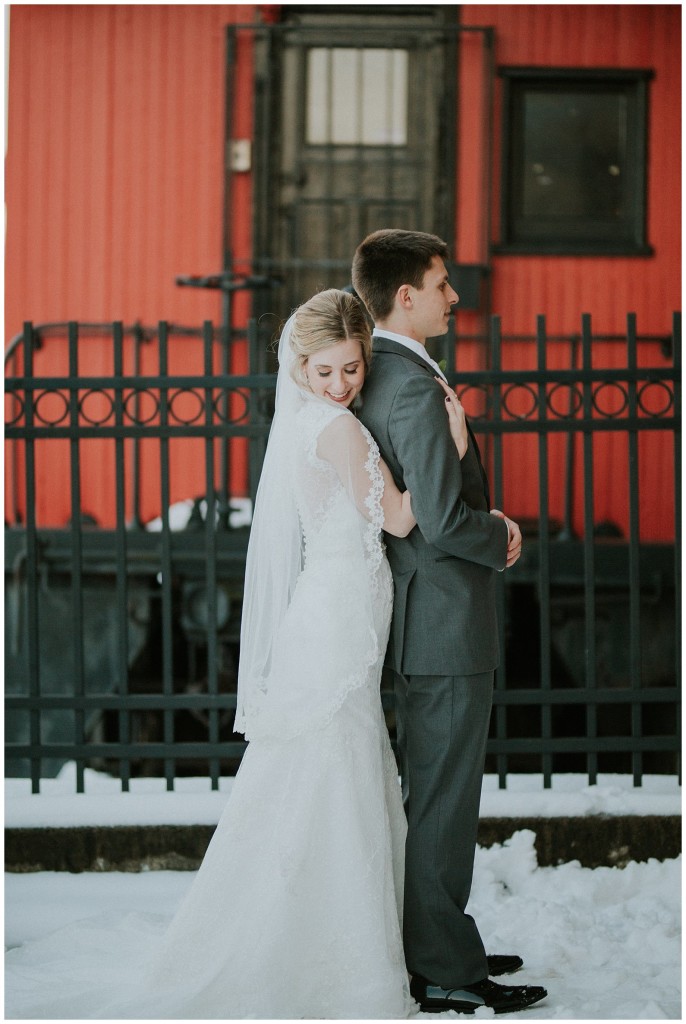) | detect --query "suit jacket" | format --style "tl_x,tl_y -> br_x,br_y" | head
358,335 -> 508,676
